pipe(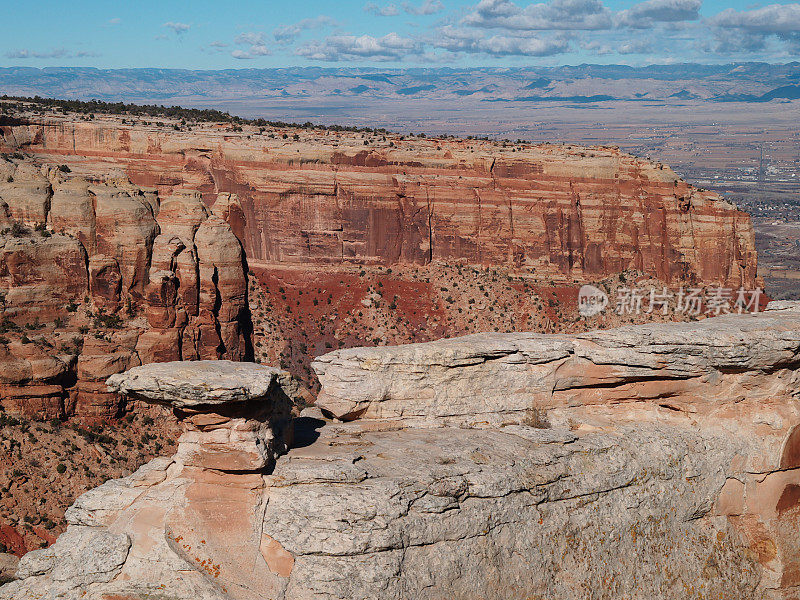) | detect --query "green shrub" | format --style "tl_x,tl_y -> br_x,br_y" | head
10,221 -> 27,237
93,312 -> 123,329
